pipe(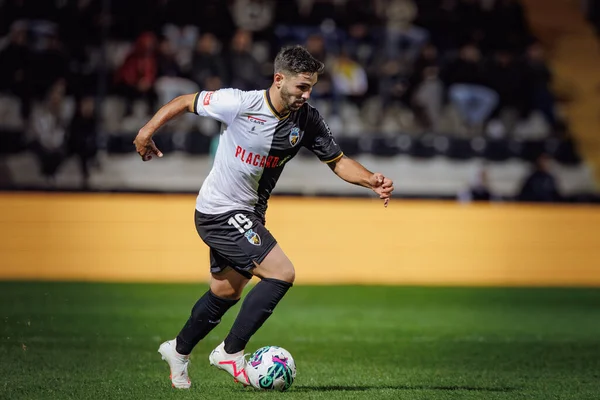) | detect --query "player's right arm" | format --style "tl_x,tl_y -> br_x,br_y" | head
134,89 -> 244,162
133,93 -> 196,161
